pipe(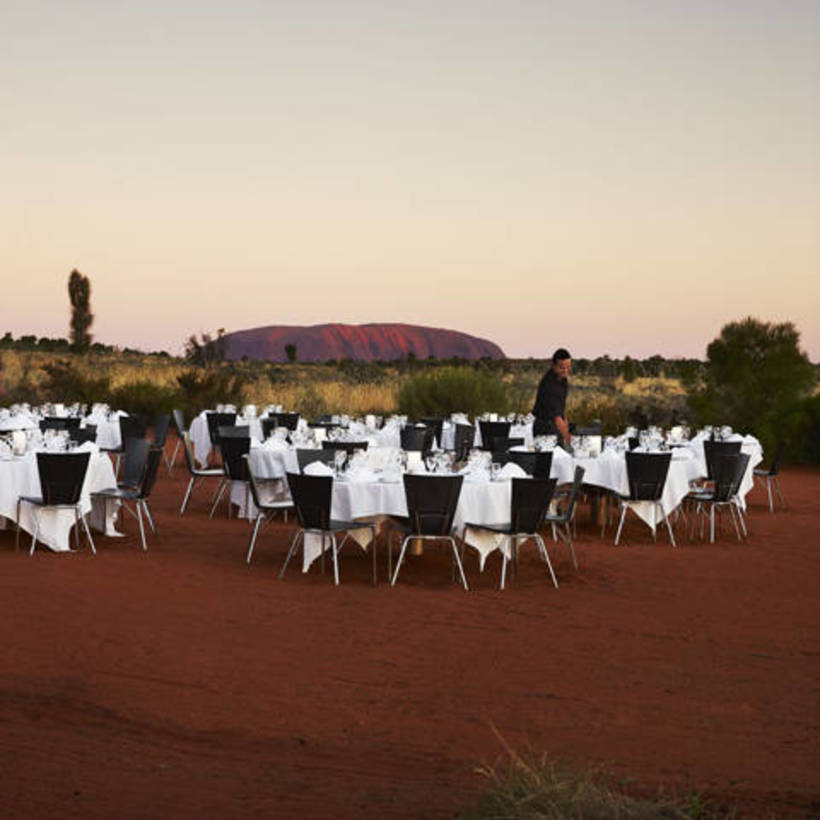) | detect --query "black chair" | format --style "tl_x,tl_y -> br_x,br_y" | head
205,411 -> 237,454
263,412 -> 300,438
107,415 -> 148,477
463,477 -> 558,590
280,472 -> 377,585
217,425 -> 251,439
453,423 -> 475,461
92,446 -> 163,551
387,474 -> 467,589
179,432 -> 224,515
39,416 -> 81,432
614,452 -> 675,546
491,450 -> 553,479
16,451 -> 95,555
689,452 -> 750,543
545,465 -> 585,570
703,440 -> 742,481
420,418 -> 444,449
400,425 -> 429,452
244,455 -> 295,565
297,448 -> 335,472
210,434 -> 252,518
69,424 -> 97,446
116,437 -> 151,491
321,441 -> 369,456
754,441 -> 786,512
167,409 -> 188,474
478,420 -> 512,452
152,413 -> 171,469
575,423 -> 603,436
628,436 -> 640,451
